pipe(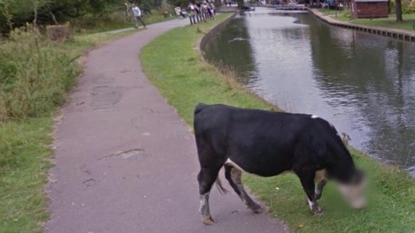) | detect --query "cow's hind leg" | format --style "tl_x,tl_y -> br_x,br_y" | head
224,165 -> 264,213
198,166 -> 222,225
